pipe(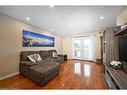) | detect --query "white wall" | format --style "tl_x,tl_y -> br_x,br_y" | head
117,7 -> 127,26
62,32 -> 102,60
0,14 -> 63,79
62,37 -> 73,59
